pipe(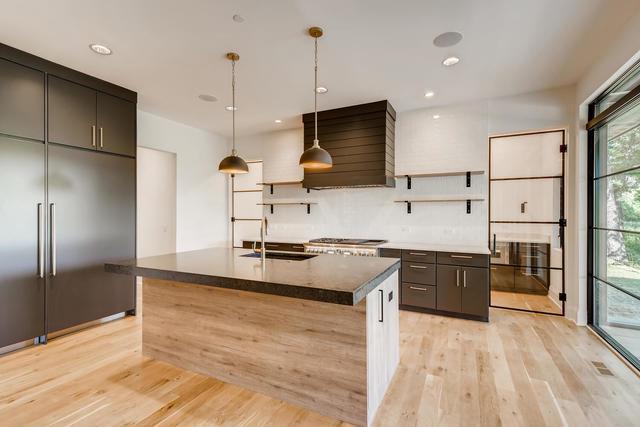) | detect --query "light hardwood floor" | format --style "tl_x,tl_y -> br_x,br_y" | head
1,305 -> 639,426
491,290 -> 563,314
